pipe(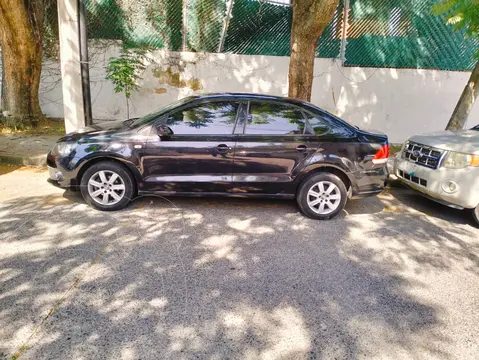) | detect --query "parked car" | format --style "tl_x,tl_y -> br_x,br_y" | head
47,93 -> 389,220
394,124 -> 479,225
